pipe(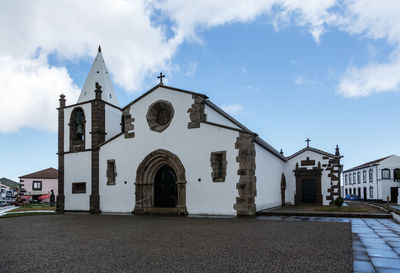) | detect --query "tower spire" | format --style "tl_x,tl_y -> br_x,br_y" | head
76,47 -> 119,107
